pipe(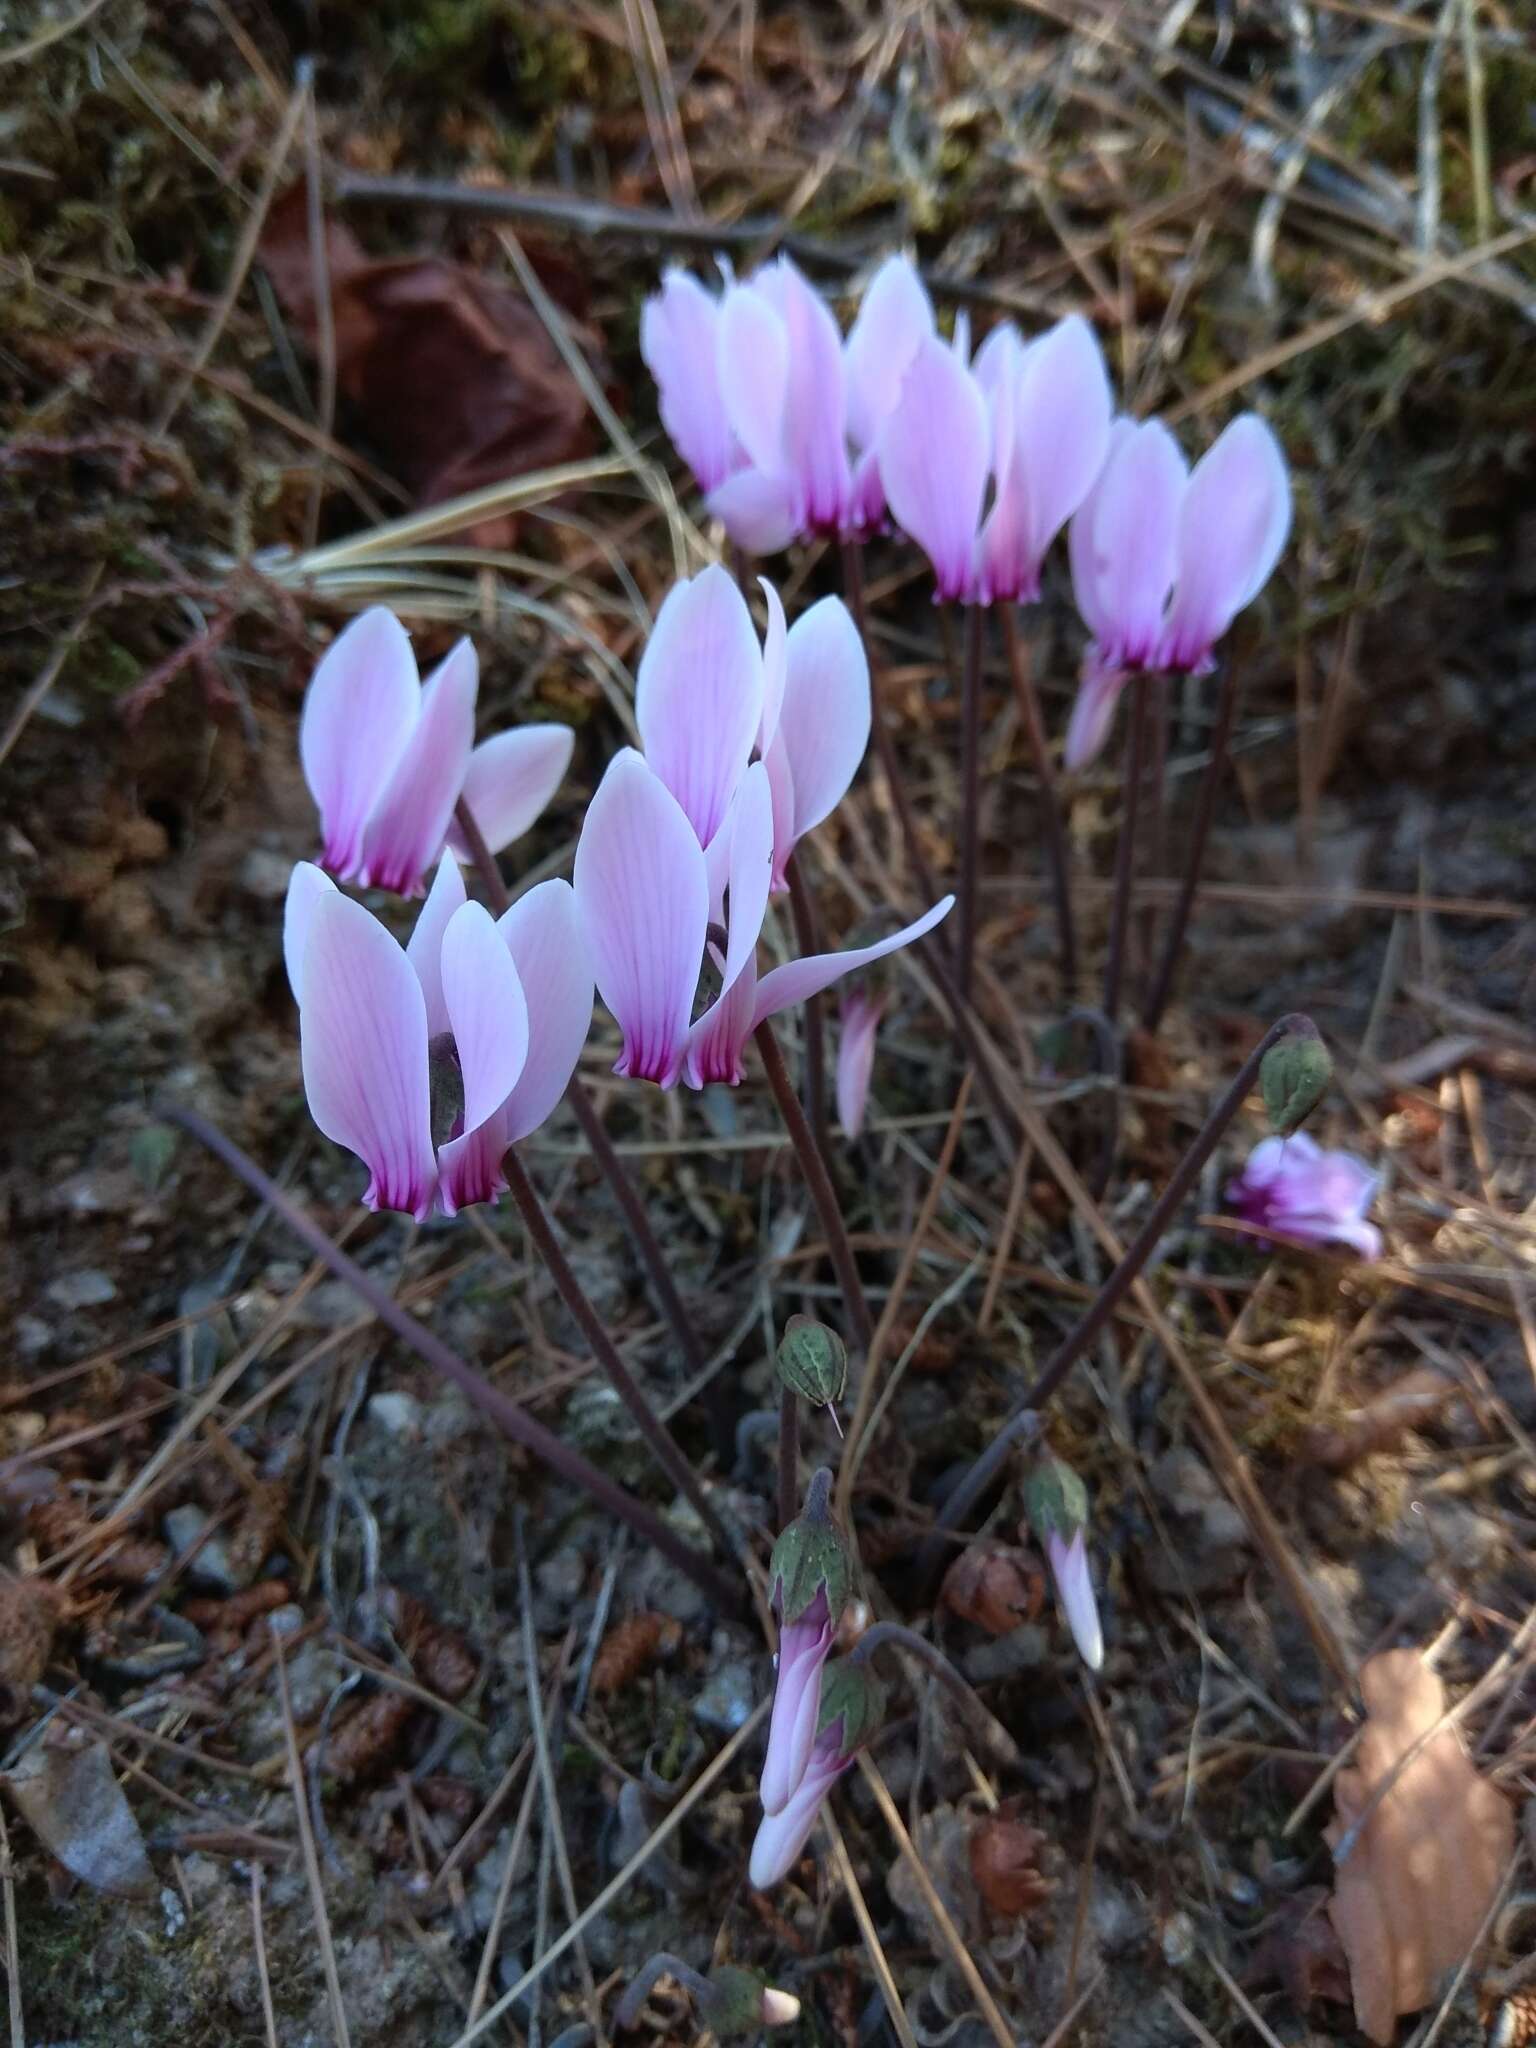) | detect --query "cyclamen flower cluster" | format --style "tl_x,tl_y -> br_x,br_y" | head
284,569 -> 946,1218
643,253 -> 1293,768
